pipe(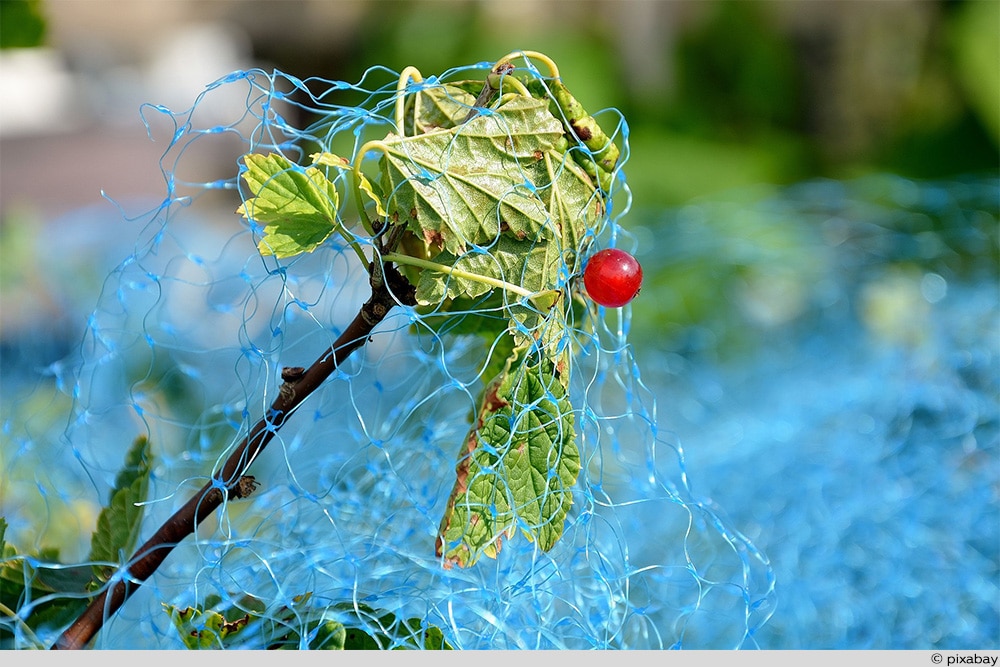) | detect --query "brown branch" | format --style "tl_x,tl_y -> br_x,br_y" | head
52,262 -> 416,650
